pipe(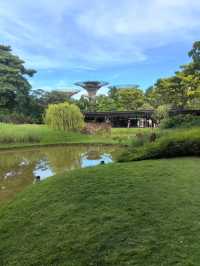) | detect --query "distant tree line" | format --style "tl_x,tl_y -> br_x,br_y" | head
0,42 -> 200,124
